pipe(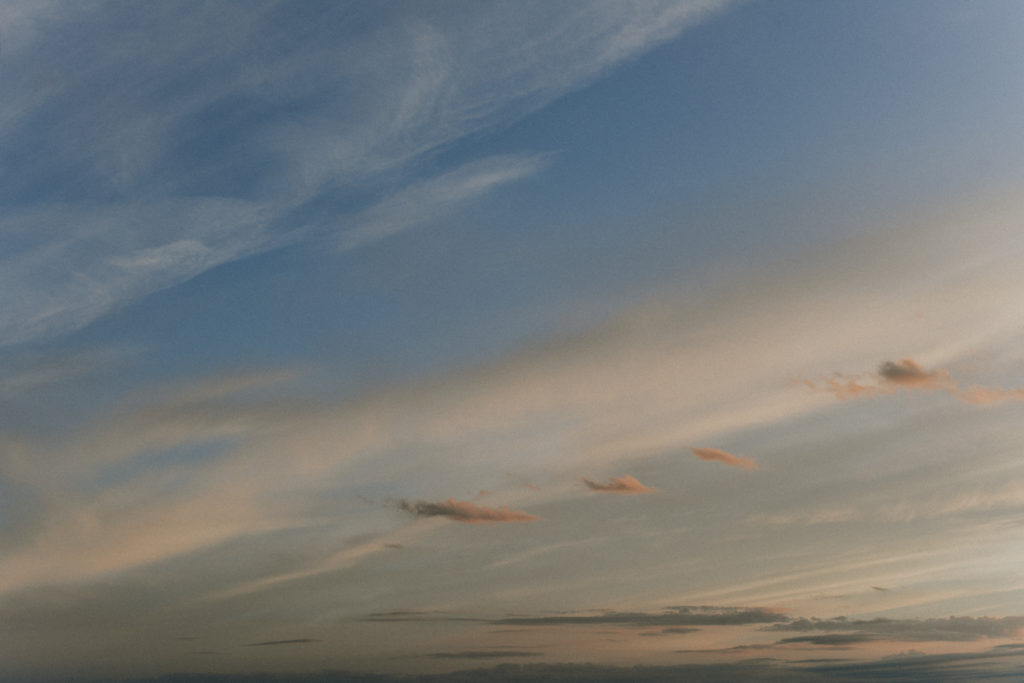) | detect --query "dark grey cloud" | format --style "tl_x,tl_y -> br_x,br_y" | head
396,498 -> 539,523
496,605 -> 786,627
778,634 -> 878,646
31,646 -> 1024,682
766,616 -> 1024,642
581,475 -> 656,494
244,638 -> 321,647
426,651 -> 542,659
362,609 -> 484,623
877,359 -> 947,387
